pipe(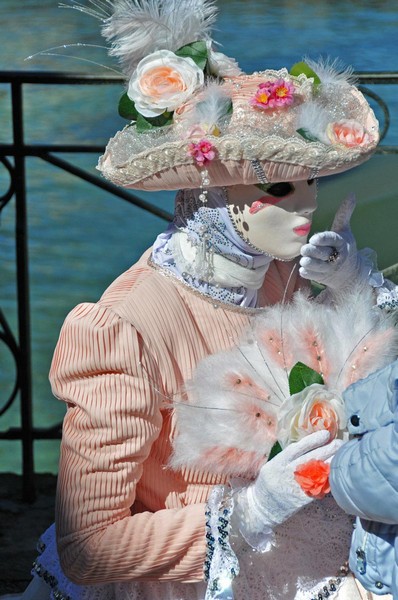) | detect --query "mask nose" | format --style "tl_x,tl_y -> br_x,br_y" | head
294,180 -> 318,216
